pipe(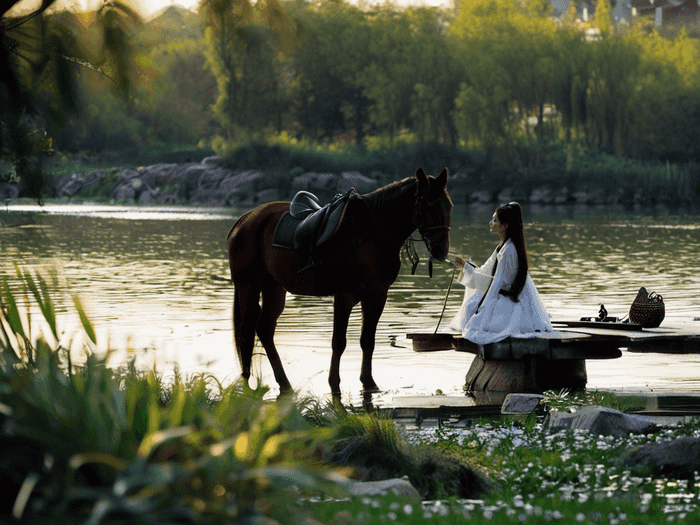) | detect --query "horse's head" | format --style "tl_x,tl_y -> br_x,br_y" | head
413,167 -> 452,263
